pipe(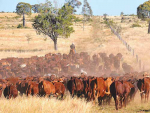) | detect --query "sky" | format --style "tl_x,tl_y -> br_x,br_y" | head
0,0 -> 148,16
